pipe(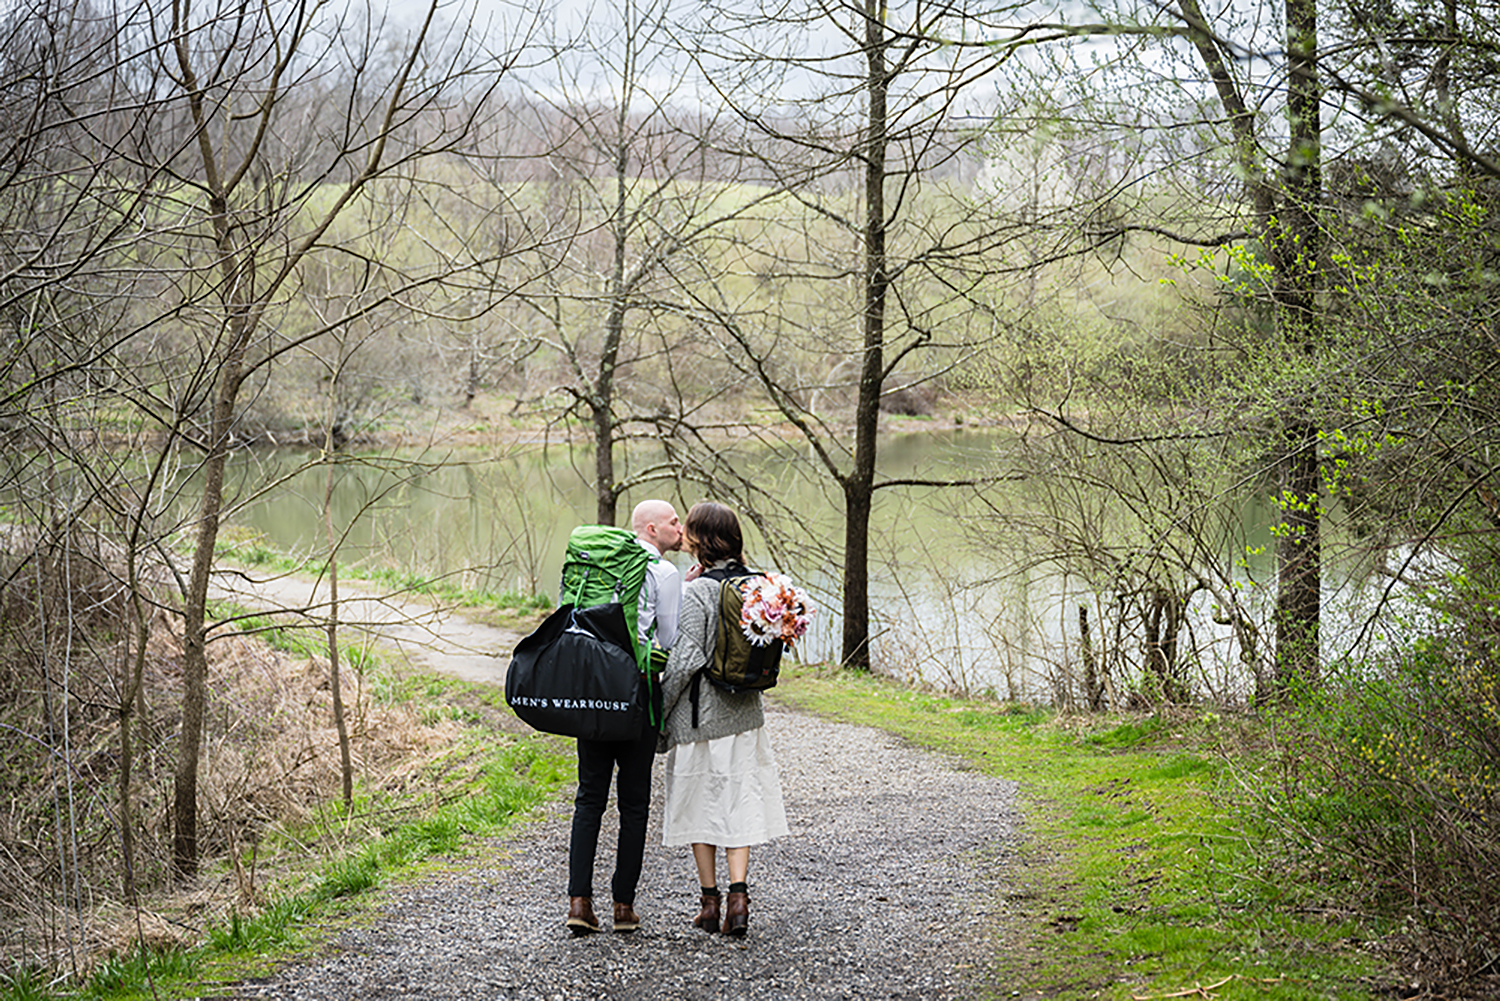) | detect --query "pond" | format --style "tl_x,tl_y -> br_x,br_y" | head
217,428 -> 1382,703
